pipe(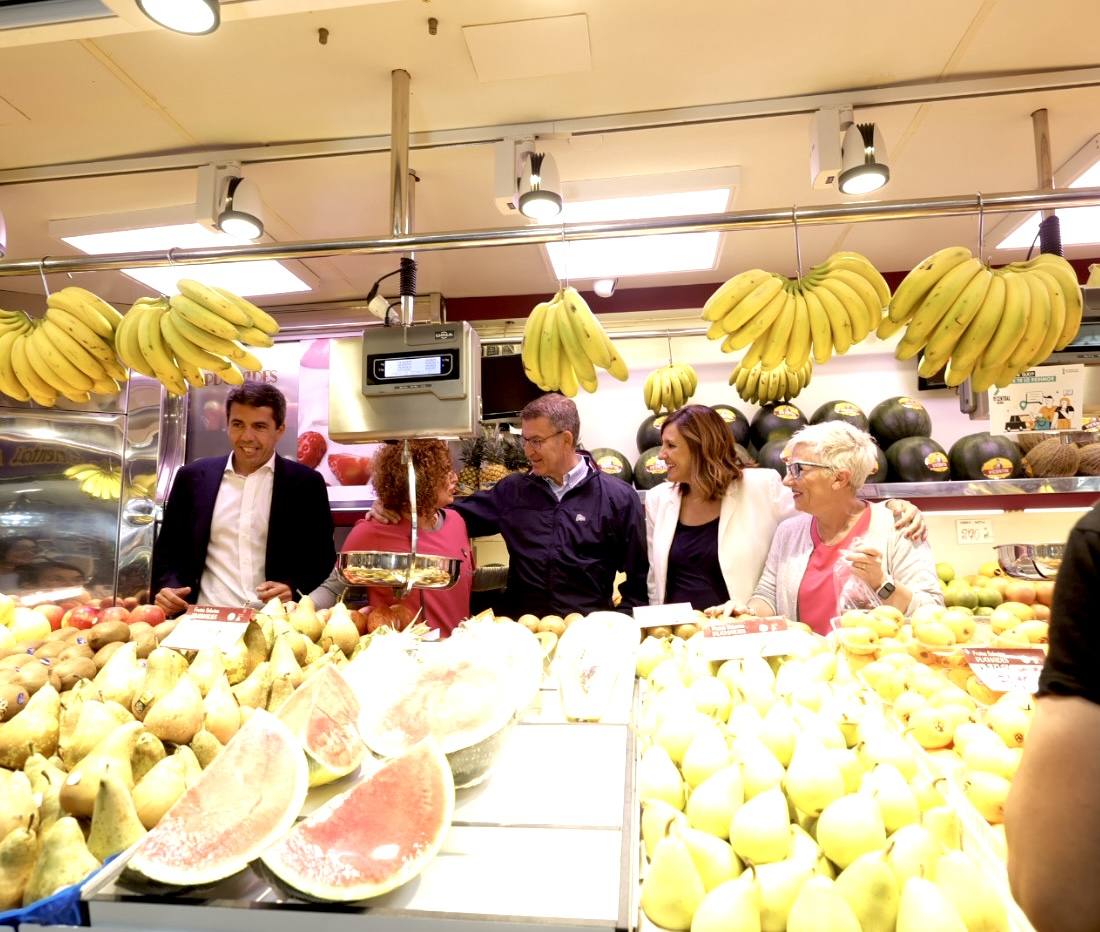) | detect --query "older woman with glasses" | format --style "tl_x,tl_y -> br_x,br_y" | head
744,420 -> 942,634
